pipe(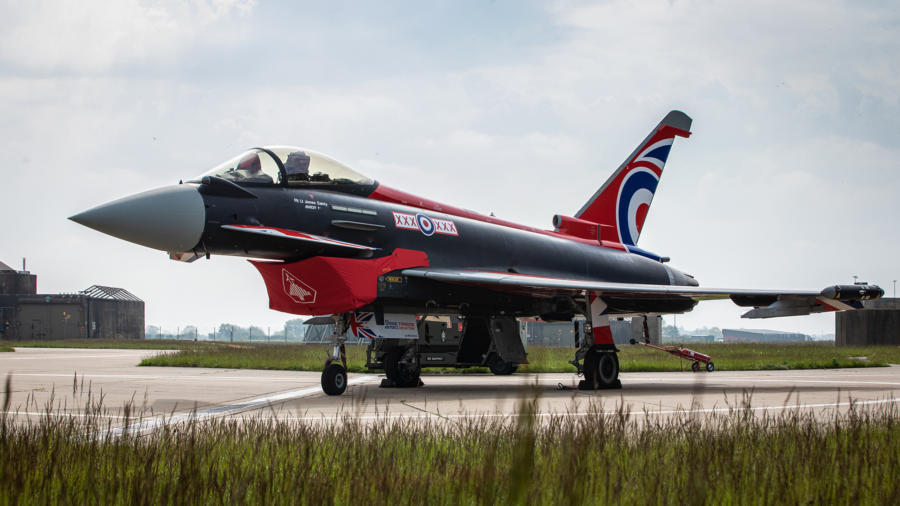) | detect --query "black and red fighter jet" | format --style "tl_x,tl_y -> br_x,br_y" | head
70,111 -> 882,395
